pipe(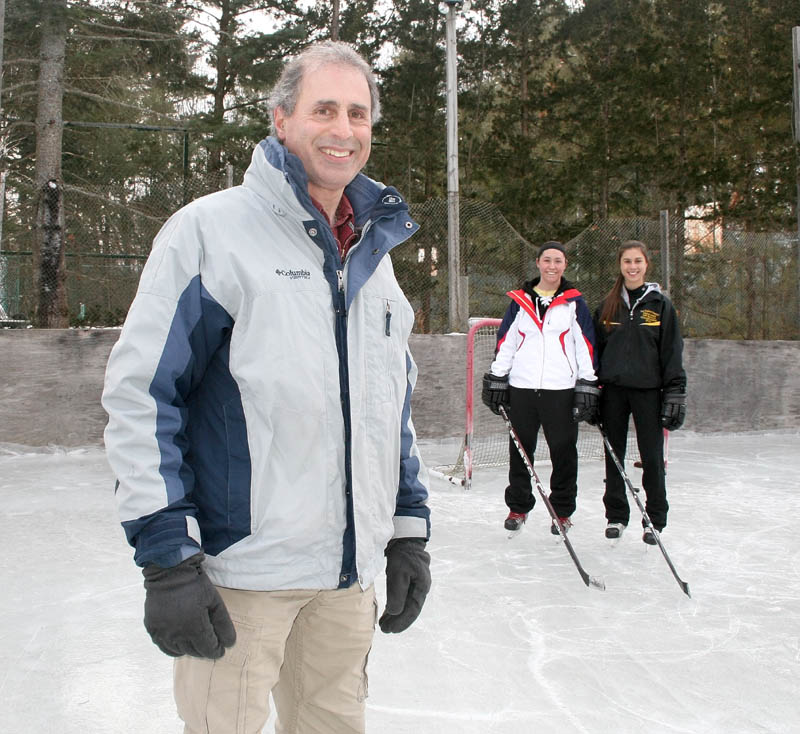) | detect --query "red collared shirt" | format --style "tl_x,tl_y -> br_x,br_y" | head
311,194 -> 359,260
